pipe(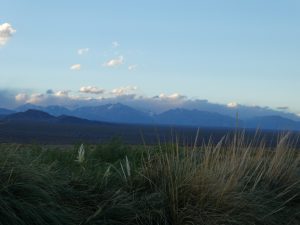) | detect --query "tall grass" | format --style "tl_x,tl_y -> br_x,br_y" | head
0,134 -> 299,225
141,133 -> 300,225
0,145 -> 75,224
